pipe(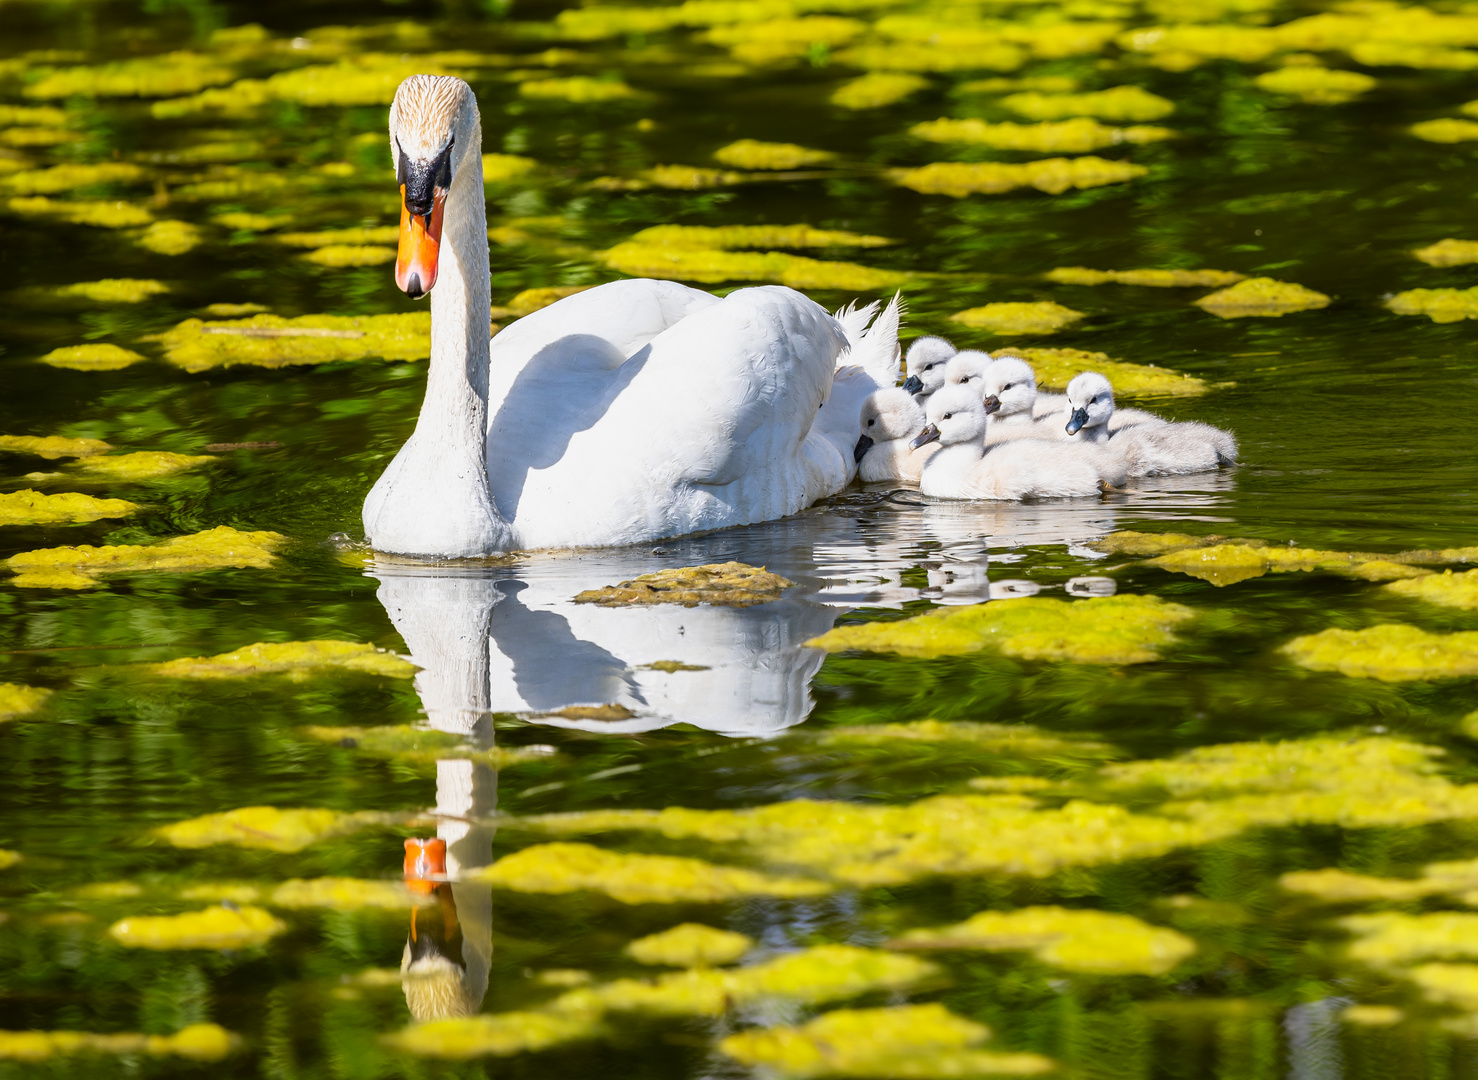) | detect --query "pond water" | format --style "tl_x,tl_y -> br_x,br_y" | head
4,0 -> 1478,1075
